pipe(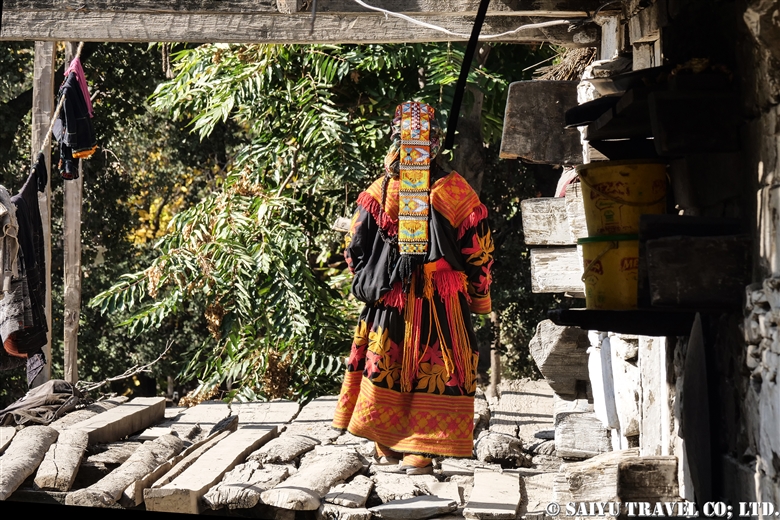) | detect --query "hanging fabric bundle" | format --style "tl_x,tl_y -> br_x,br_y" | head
54,56 -> 97,180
